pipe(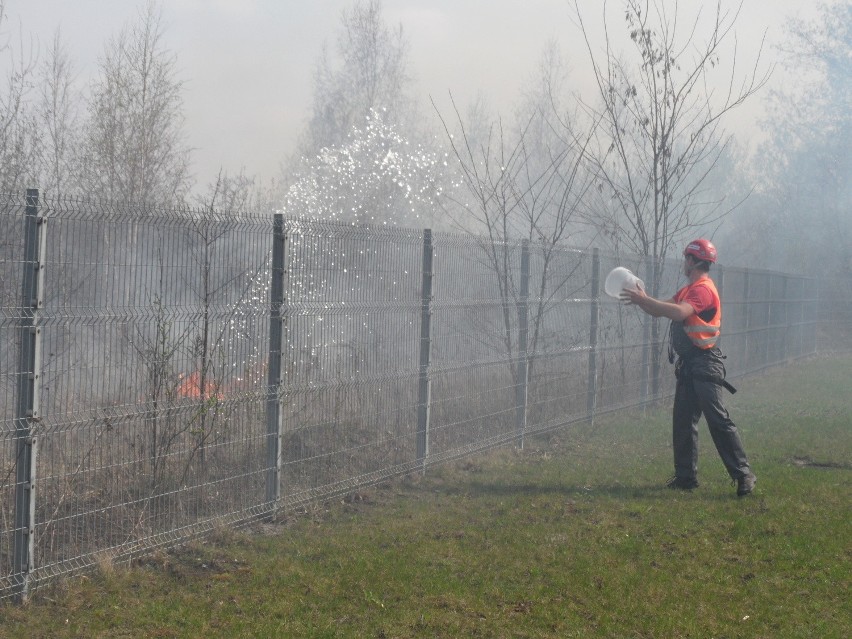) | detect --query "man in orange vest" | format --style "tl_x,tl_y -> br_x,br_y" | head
621,239 -> 757,496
